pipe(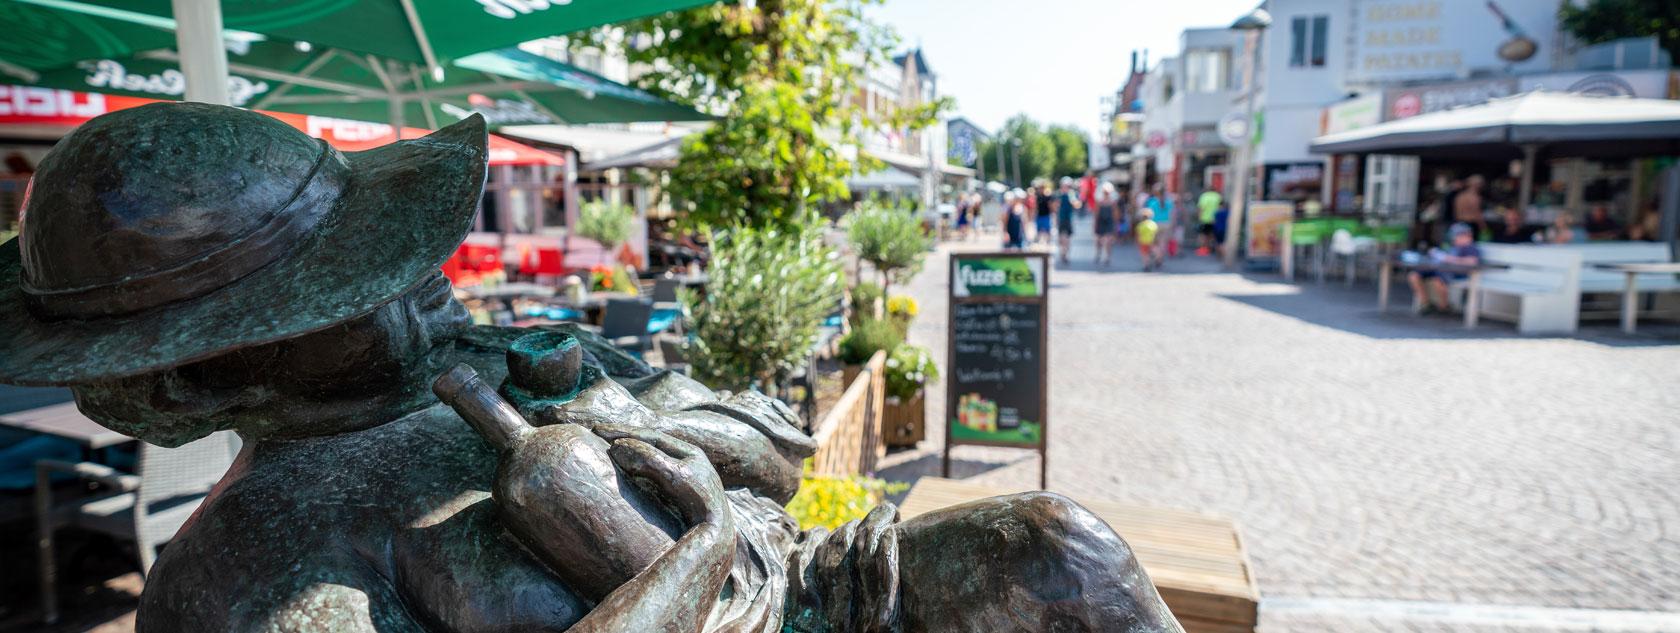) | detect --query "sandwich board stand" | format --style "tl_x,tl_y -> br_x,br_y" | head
943,252 -> 1050,489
